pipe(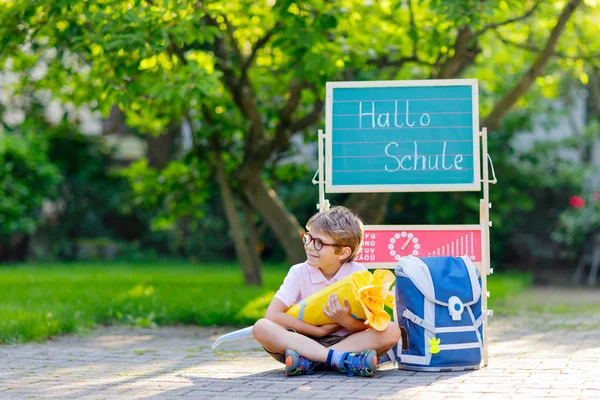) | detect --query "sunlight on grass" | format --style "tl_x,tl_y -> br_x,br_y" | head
0,262 -> 533,343
235,292 -> 276,321
487,271 -> 534,314
0,262 -> 287,343
490,285 -> 600,315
